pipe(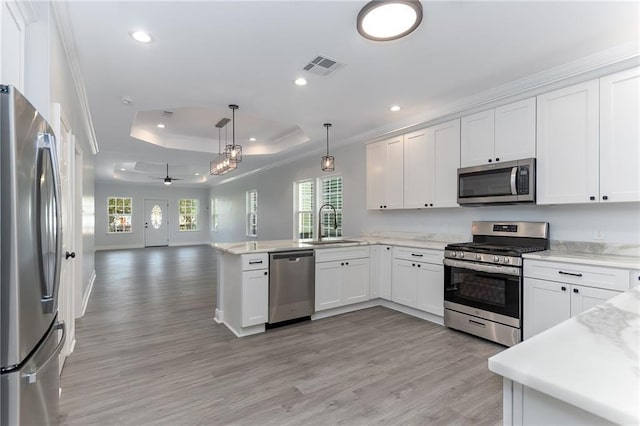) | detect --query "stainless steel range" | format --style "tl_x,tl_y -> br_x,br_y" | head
443,221 -> 549,346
